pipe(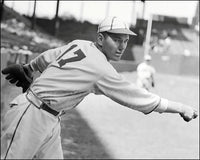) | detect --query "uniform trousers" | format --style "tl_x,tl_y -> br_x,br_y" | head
1,93 -> 64,159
